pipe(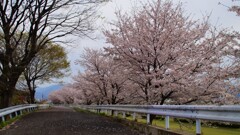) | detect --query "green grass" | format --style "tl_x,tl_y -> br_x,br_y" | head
151,118 -> 240,135
0,115 -> 22,129
73,107 -> 89,113
81,110 -> 240,135
126,115 -> 240,135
